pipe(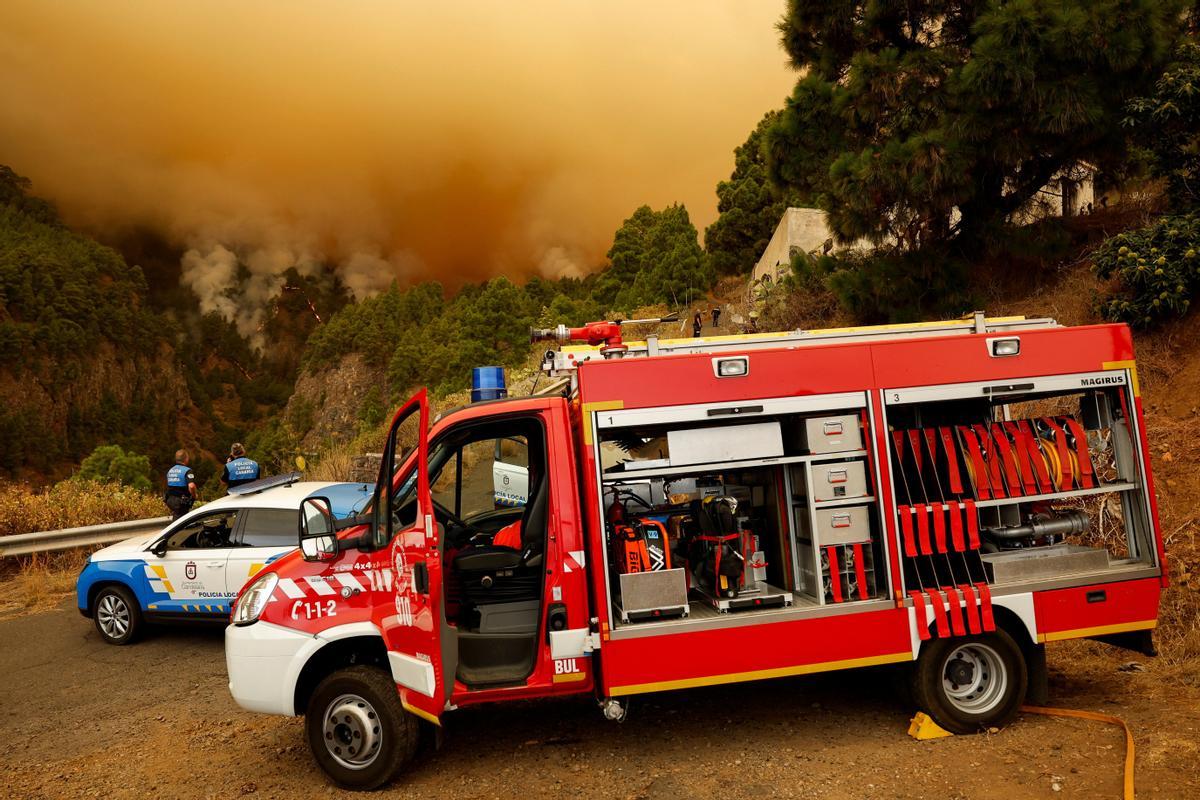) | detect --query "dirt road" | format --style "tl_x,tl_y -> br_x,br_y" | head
1,599 -> 1197,800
